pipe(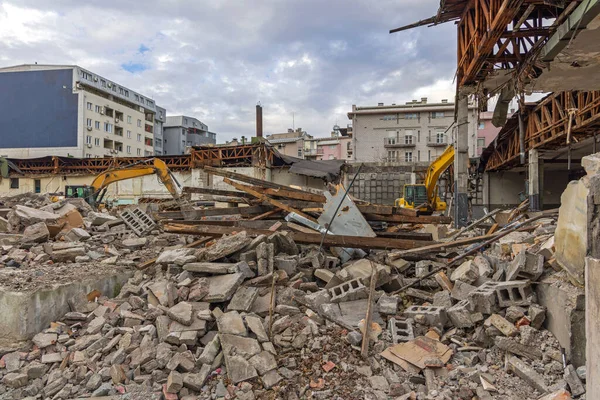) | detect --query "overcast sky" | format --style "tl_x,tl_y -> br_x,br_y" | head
0,0 -> 458,142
